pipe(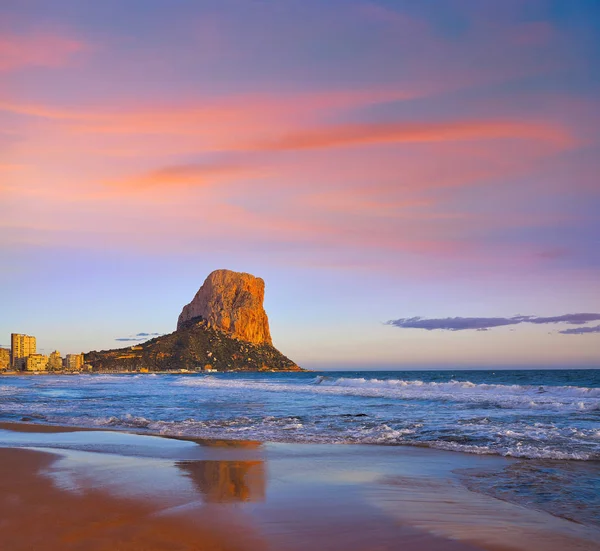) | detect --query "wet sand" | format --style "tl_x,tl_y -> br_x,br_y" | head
1,423 -> 599,551
0,421 -> 100,433
0,448 -> 266,551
